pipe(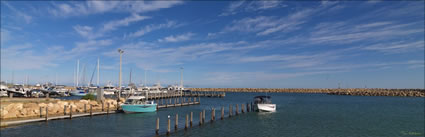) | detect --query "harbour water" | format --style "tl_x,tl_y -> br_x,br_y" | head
1,92 -> 424,137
